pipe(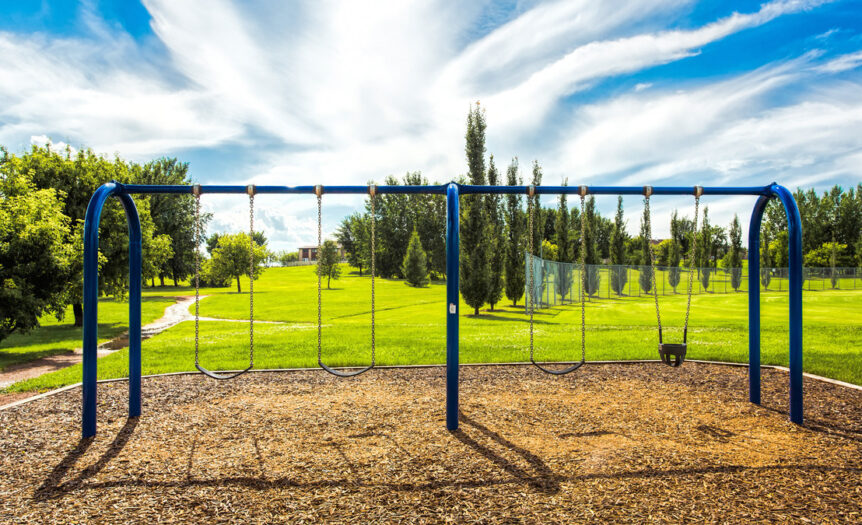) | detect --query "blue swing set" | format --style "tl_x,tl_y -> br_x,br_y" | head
80,181 -> 803,438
